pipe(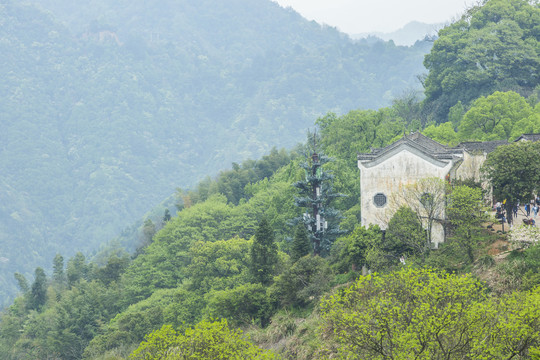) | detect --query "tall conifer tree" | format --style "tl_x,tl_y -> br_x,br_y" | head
250,217 -> 278,285
28,267 -> 47,311
291,224 -> 311,262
